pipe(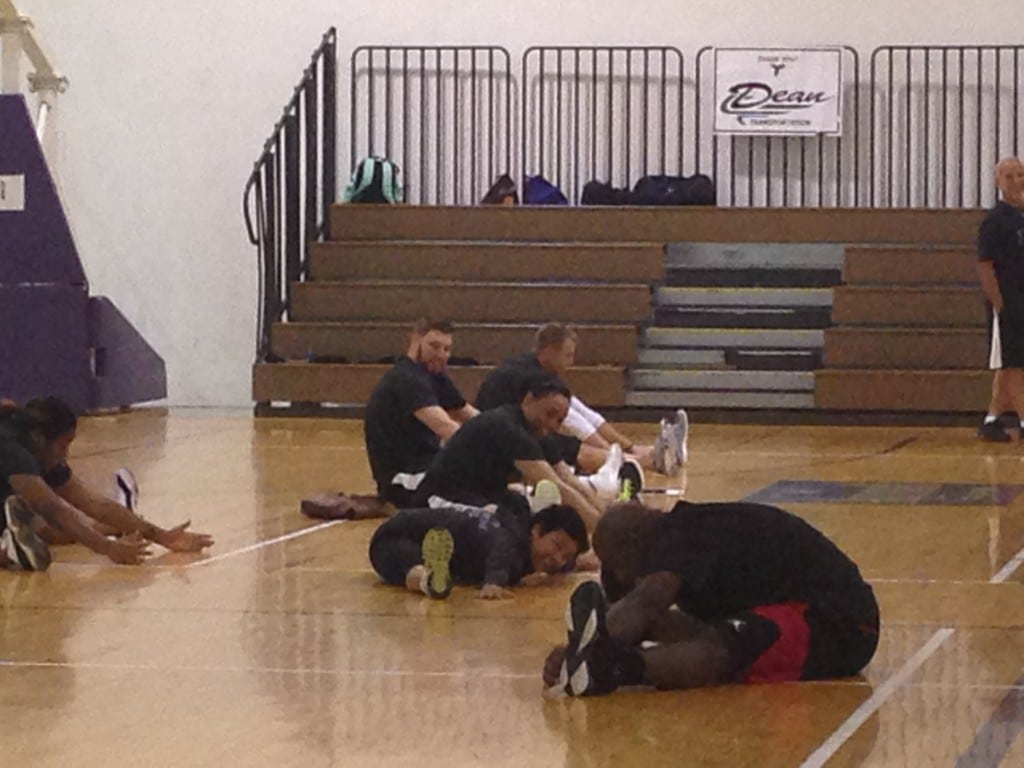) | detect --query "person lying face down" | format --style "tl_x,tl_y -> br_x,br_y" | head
543,499 -> 880,696
369,502 -> 588,600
